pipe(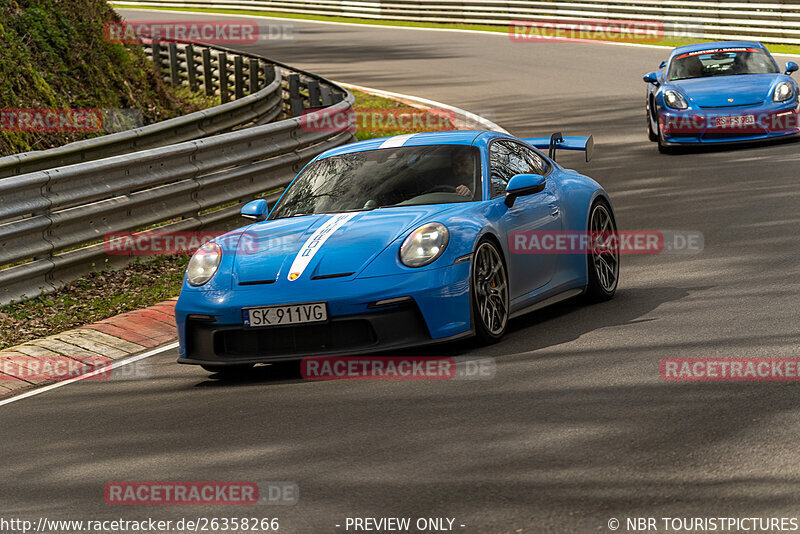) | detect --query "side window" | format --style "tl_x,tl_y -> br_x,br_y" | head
489,141 -> 514,198
489,141 -> 548,198
518,144 -> 547,175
